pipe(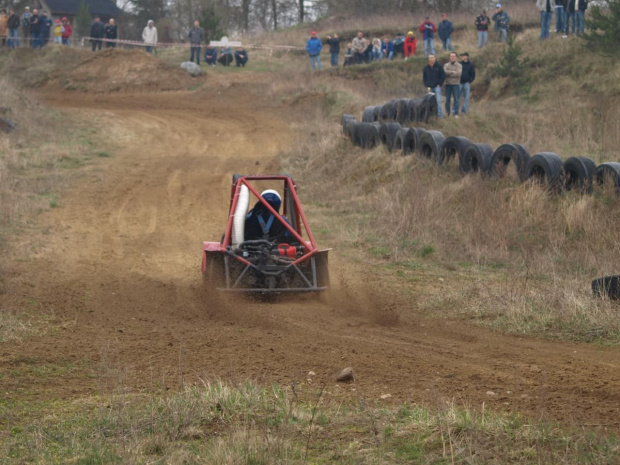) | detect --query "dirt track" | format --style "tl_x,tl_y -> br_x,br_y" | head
3,78 -> 620,429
